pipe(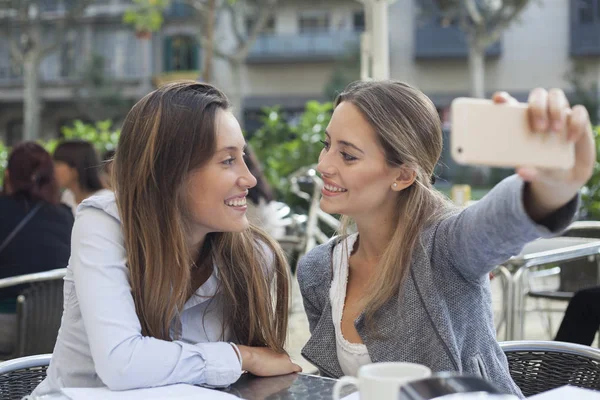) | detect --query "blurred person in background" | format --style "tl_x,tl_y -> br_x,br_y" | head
101,149 -> 116,189
0,142 -> 74,355
53,140 -> 111,214
555,286 -> 600,346
244,147 -> 287,239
